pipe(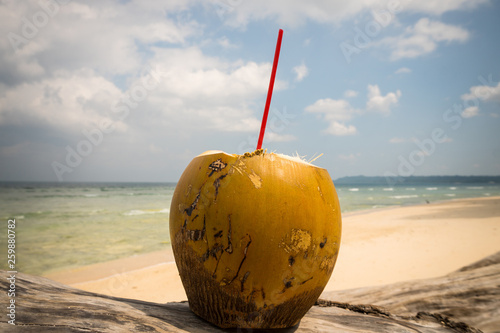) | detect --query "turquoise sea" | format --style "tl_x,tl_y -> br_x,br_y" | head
1,178 -> 499,276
